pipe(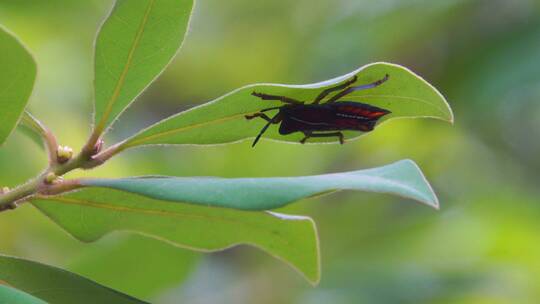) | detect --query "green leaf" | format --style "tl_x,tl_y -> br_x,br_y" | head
81,159 -> 439,210
16,111 -> 48,150
16,124 -> 44,150
68,235 -> 198,299
31,191 -> 320,284
0,285 -> 47,304
0,26 -> 36,145
93,0 -> 194,133
120,62 -> 452,148
0,255 -> 148,304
